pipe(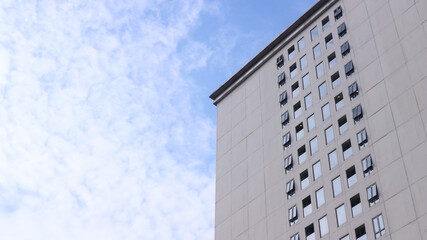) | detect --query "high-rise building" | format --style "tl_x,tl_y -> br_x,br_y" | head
210,0 -> 427,239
